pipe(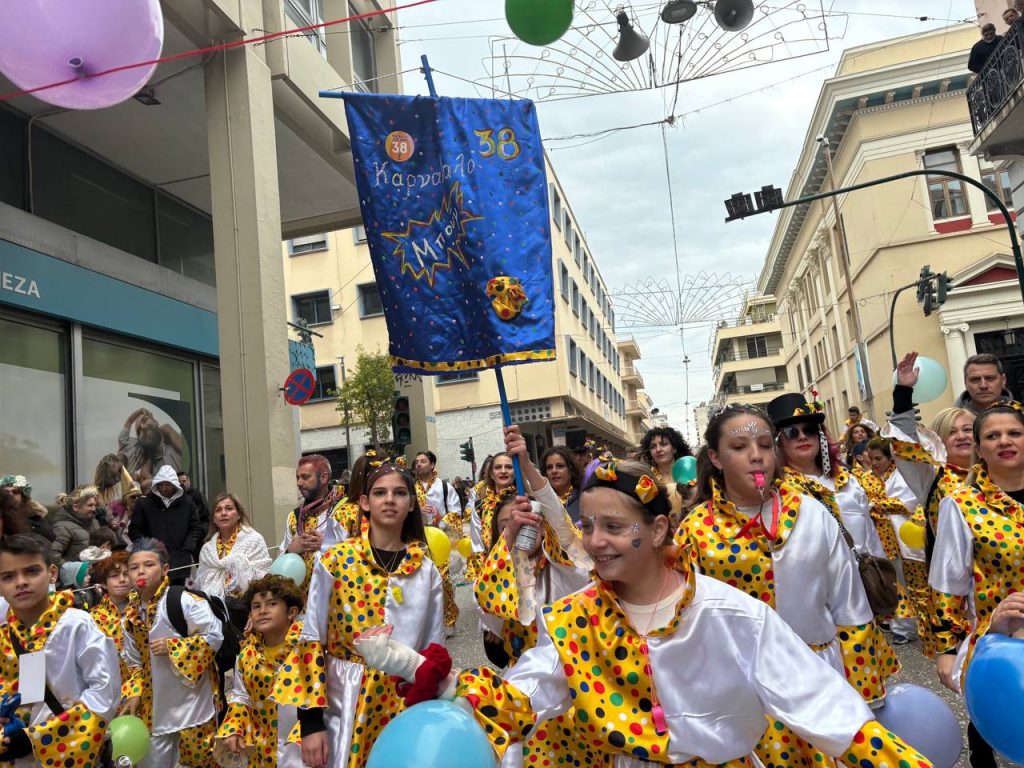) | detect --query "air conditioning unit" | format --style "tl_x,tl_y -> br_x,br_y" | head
750,383 -> 765,392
